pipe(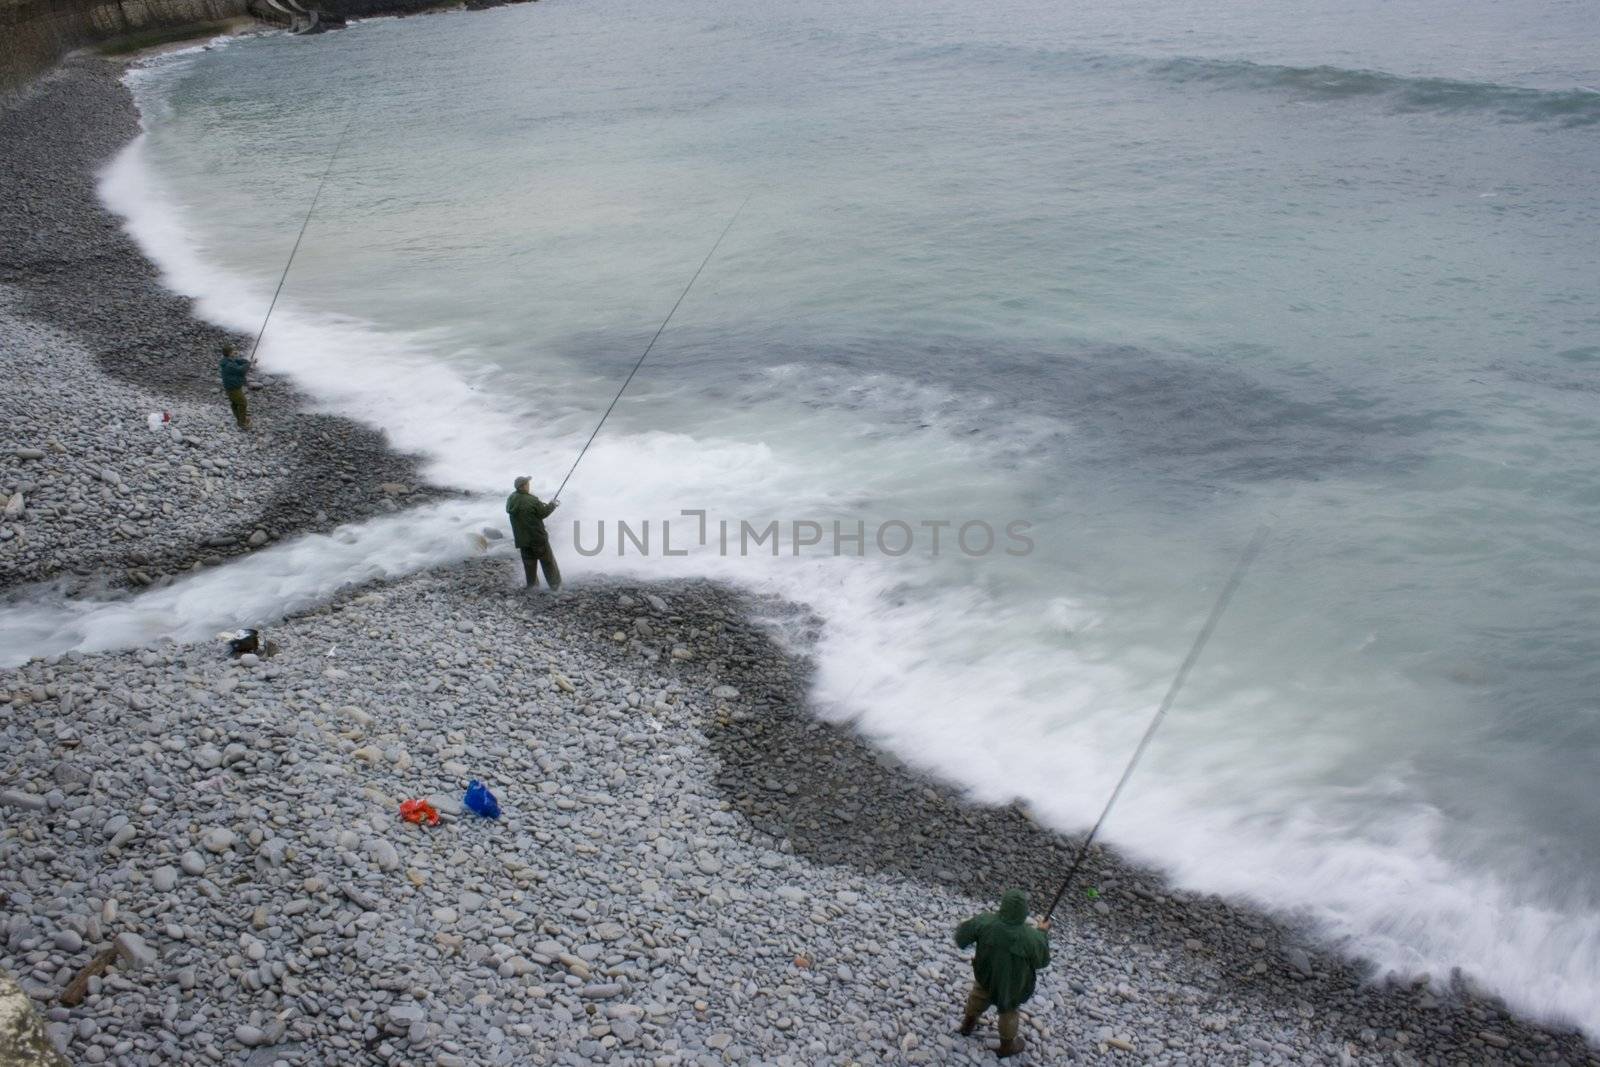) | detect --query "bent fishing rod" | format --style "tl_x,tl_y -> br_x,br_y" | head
551,194 -> 752,502
247,116 -> 356,365
1042,521 -> 1272,923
